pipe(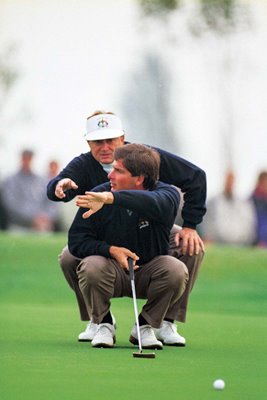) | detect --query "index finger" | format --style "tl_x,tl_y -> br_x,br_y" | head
55,184 -> 65,198
76,198 -> 90,207
174,232 -> 180,247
